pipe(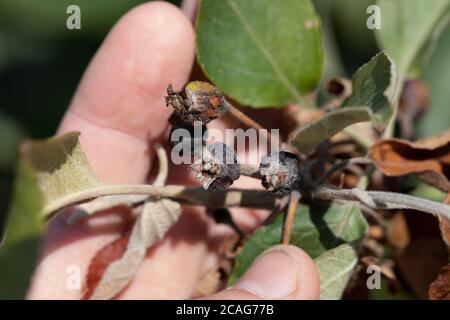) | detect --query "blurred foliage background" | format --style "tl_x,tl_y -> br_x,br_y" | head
0,0 -> 449,285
